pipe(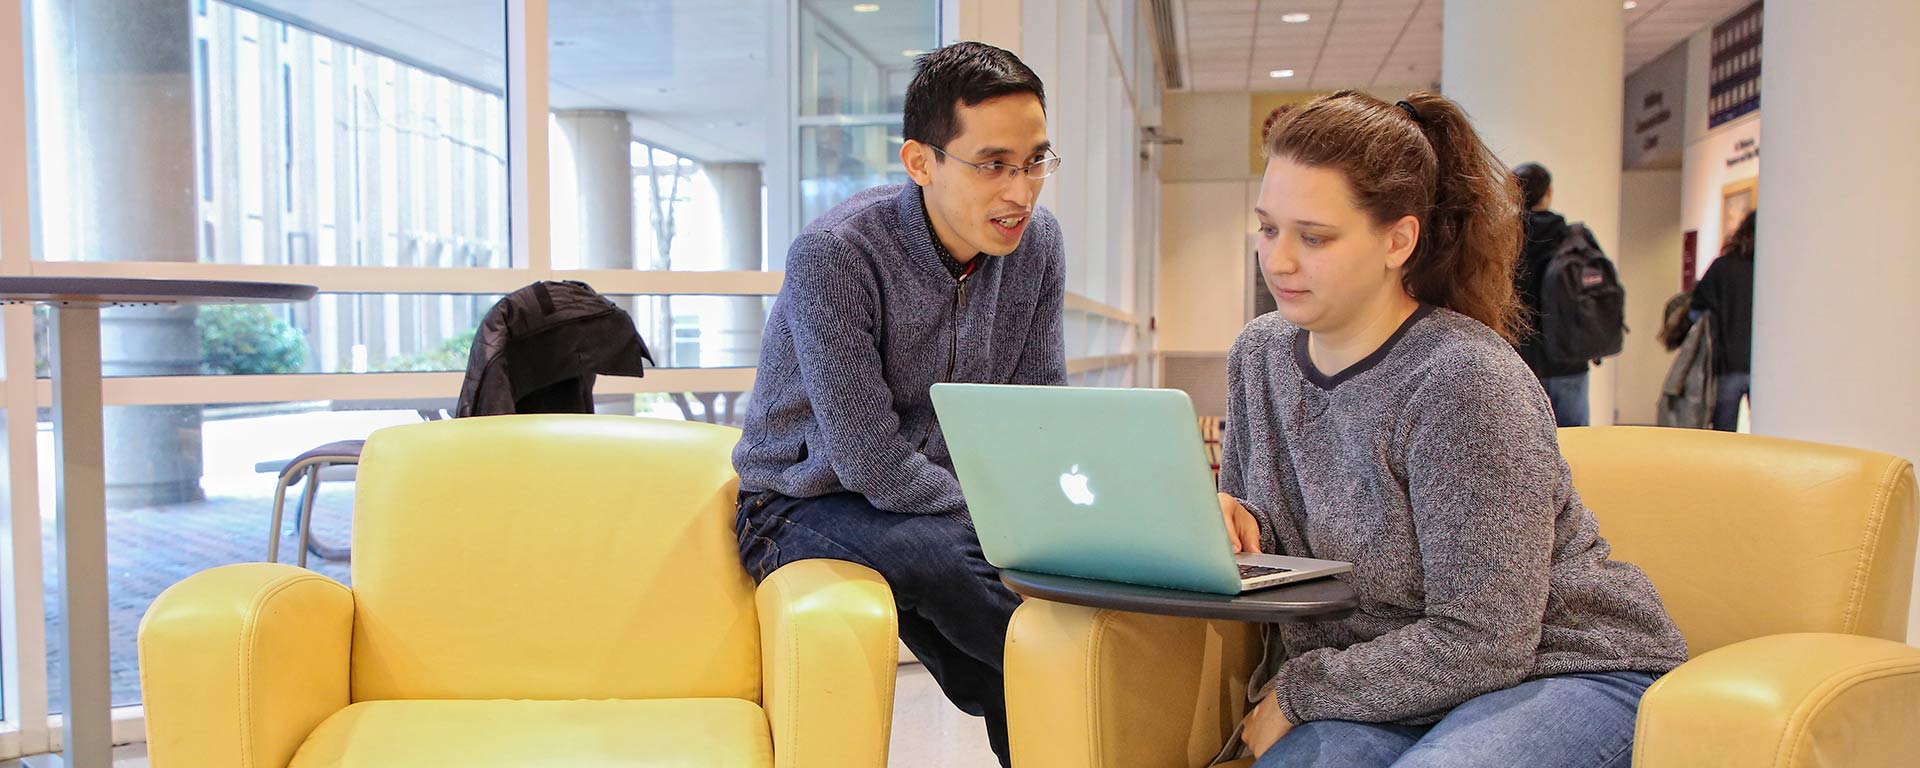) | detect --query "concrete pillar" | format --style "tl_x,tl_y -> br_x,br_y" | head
1751,0 -> 1920,641
555,109 -> 637,414
1443,0 -> 1625,425
949,0 -> 1022,54
707,162 -> 765,368
554,109 -> 636,271
35,0 -> 204,505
